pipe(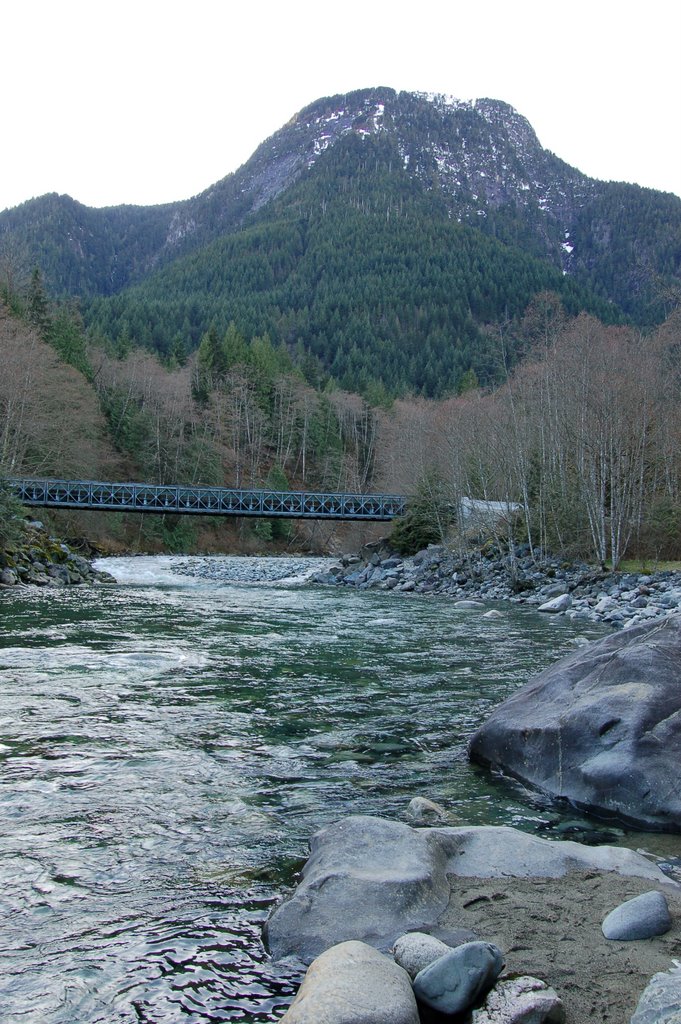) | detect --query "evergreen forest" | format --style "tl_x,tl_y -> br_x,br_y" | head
1,87 -> 681,565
